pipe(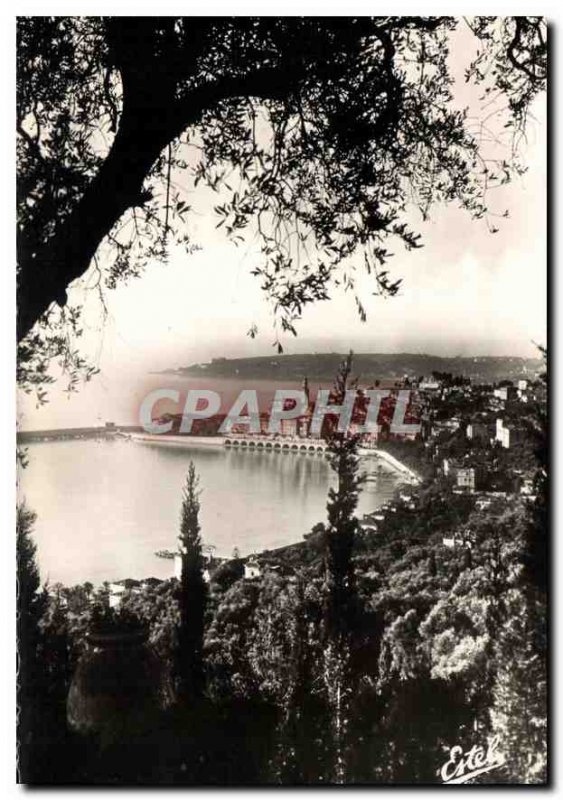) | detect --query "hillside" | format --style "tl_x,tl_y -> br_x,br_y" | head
156,353 -> 542,384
